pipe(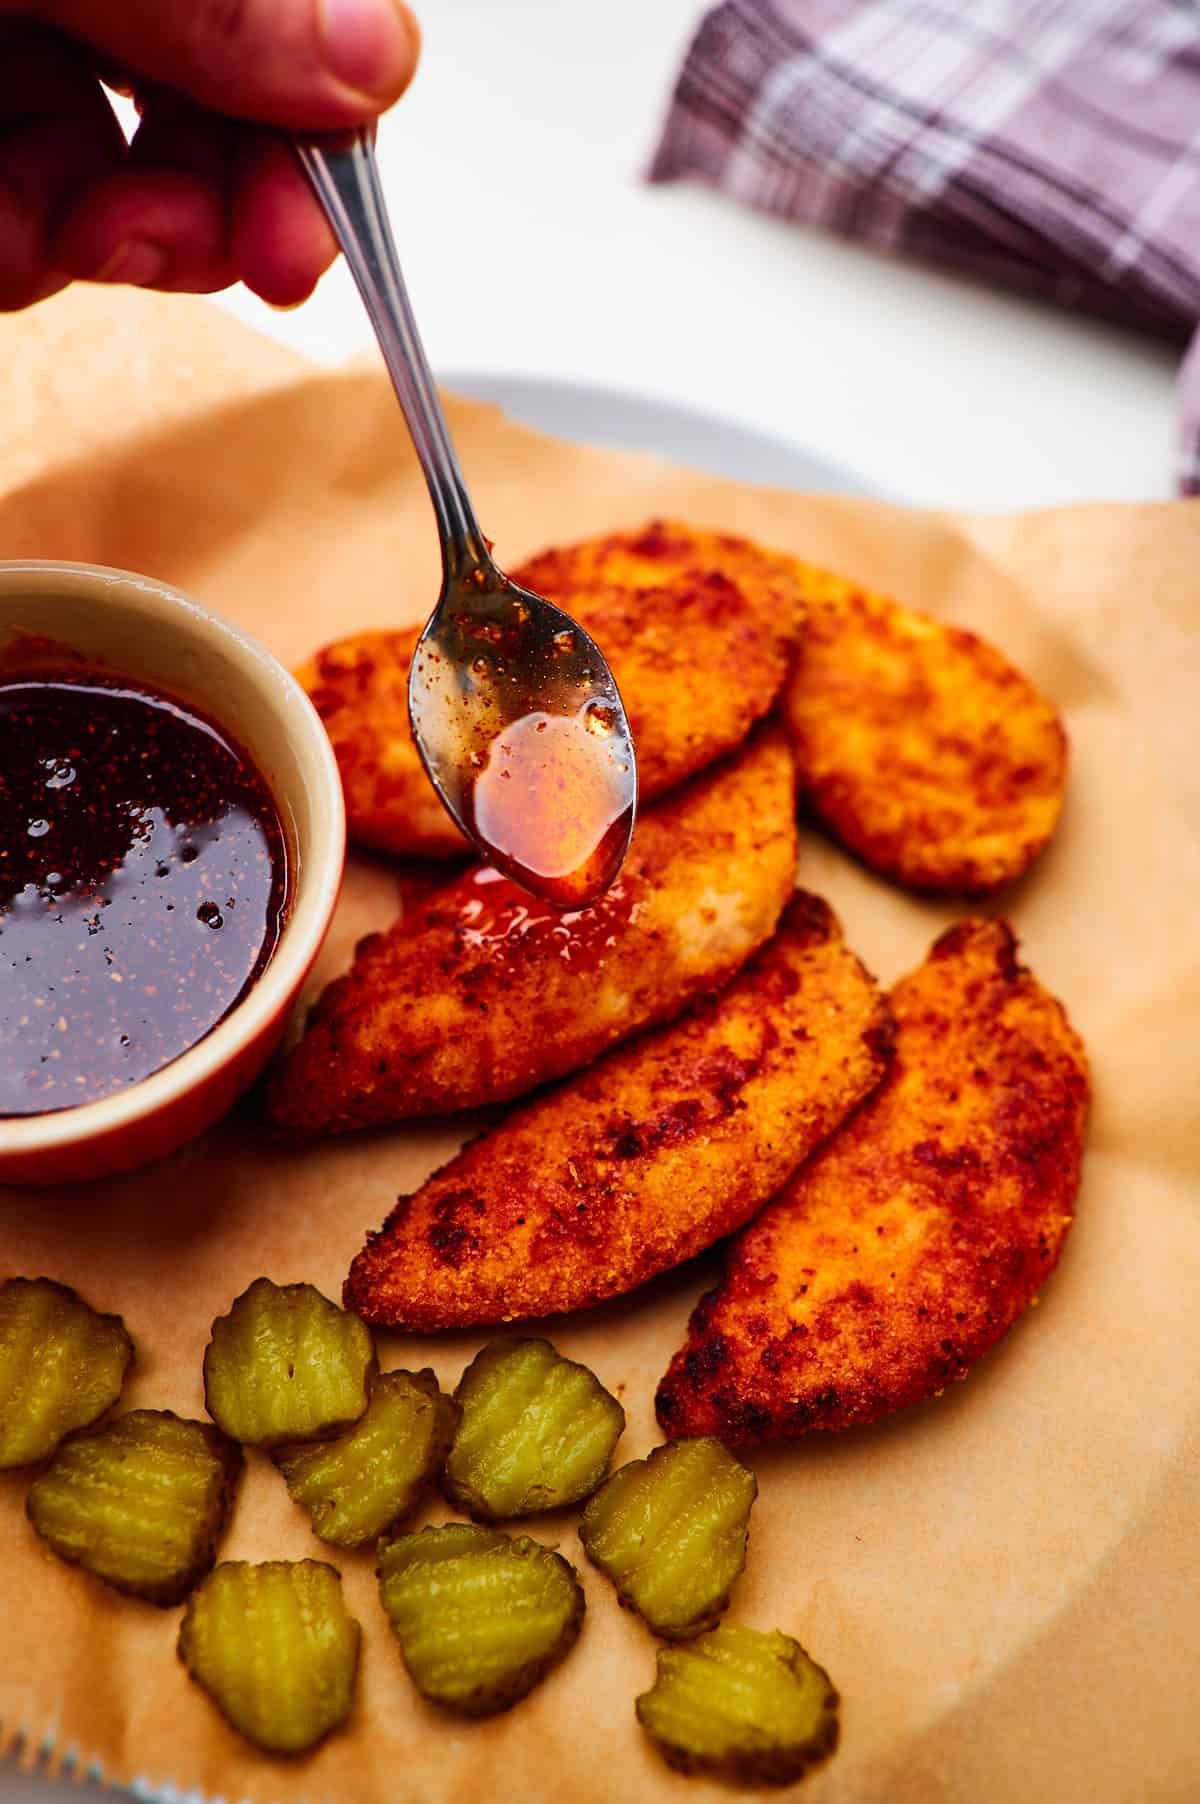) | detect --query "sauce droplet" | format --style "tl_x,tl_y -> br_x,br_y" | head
465,705 -> 637,909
